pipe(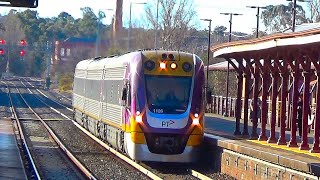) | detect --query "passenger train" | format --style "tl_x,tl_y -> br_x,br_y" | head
72,50 -> 205,162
